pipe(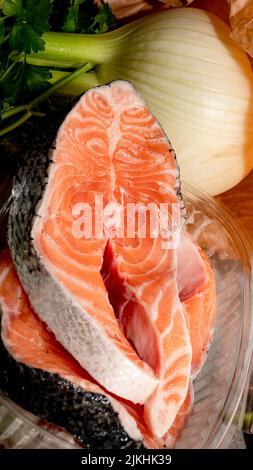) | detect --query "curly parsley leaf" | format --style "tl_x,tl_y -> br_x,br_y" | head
90,3 -> 115,33
9,23 -> 45,53
26,0 -> 51,35
0,1 -> 117,136
0,60 -> 24,109
61,0 -> 116,35
0,61 -> 52,117
0,18 -> 4,45
24,64 -> 52,93
3,0 -> 52,54
62,5 -> 76,32
77,0 -> 97,34
2,0 -> 22,18
63,0 -> 85,33
0,44 -> 10,74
